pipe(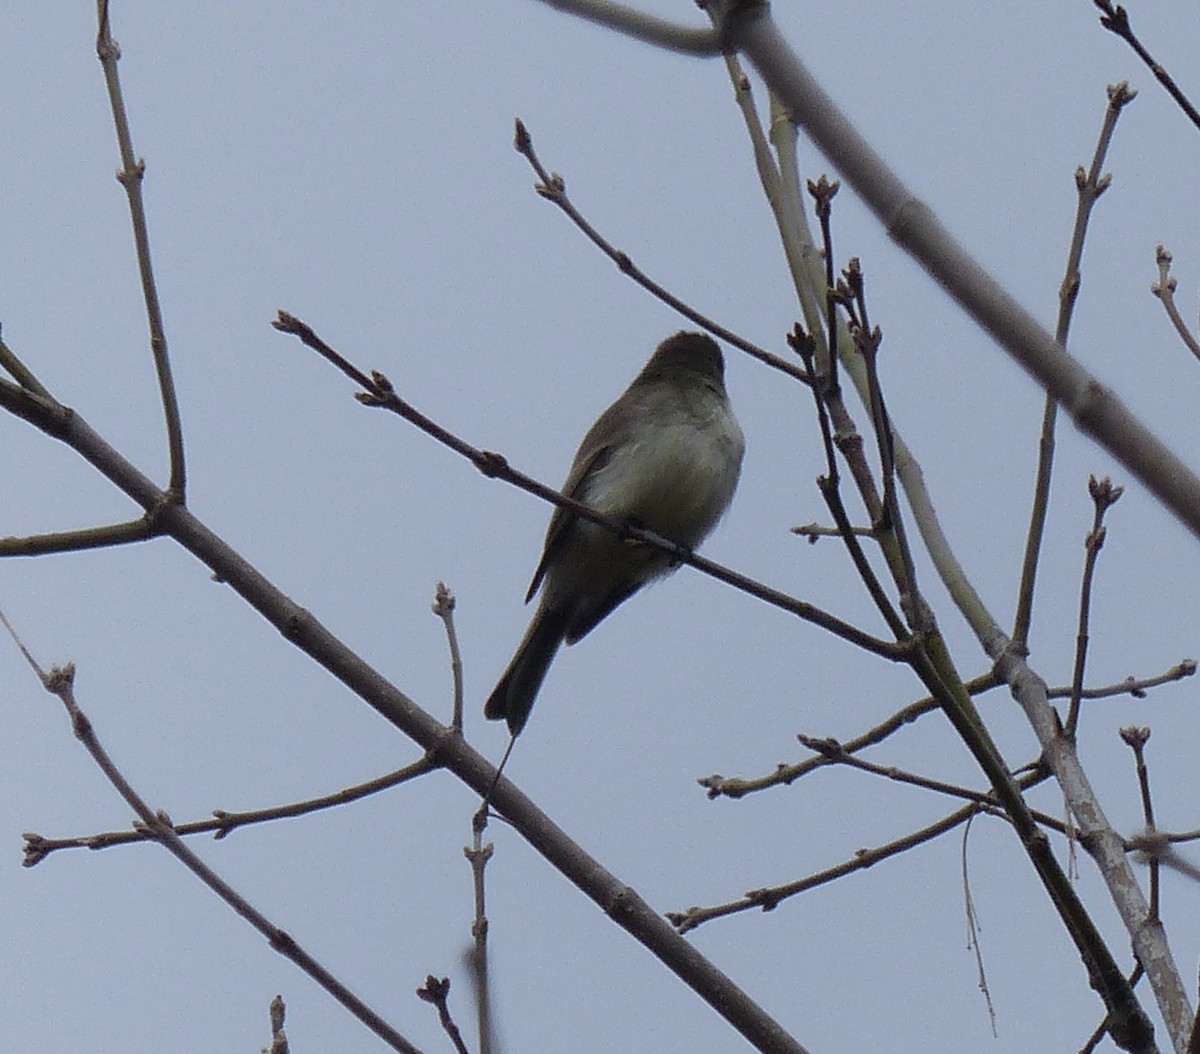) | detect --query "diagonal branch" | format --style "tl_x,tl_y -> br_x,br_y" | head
670,801 -> 987,932
2,612 -> 424,1054
95,1 -> 186,500
513,118 -> 809,384
0,368 -> 811,1054
272,312 -> 905,662
1092,2 -> 1200,134
535,0 -> 722,55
